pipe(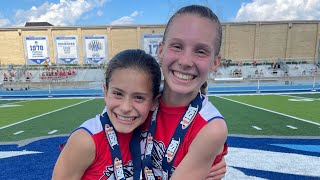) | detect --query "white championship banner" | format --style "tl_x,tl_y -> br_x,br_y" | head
83,35 -> 108,64
54,36 -> 79,64
142,34 -> 163,61
24,36 -> 49,65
